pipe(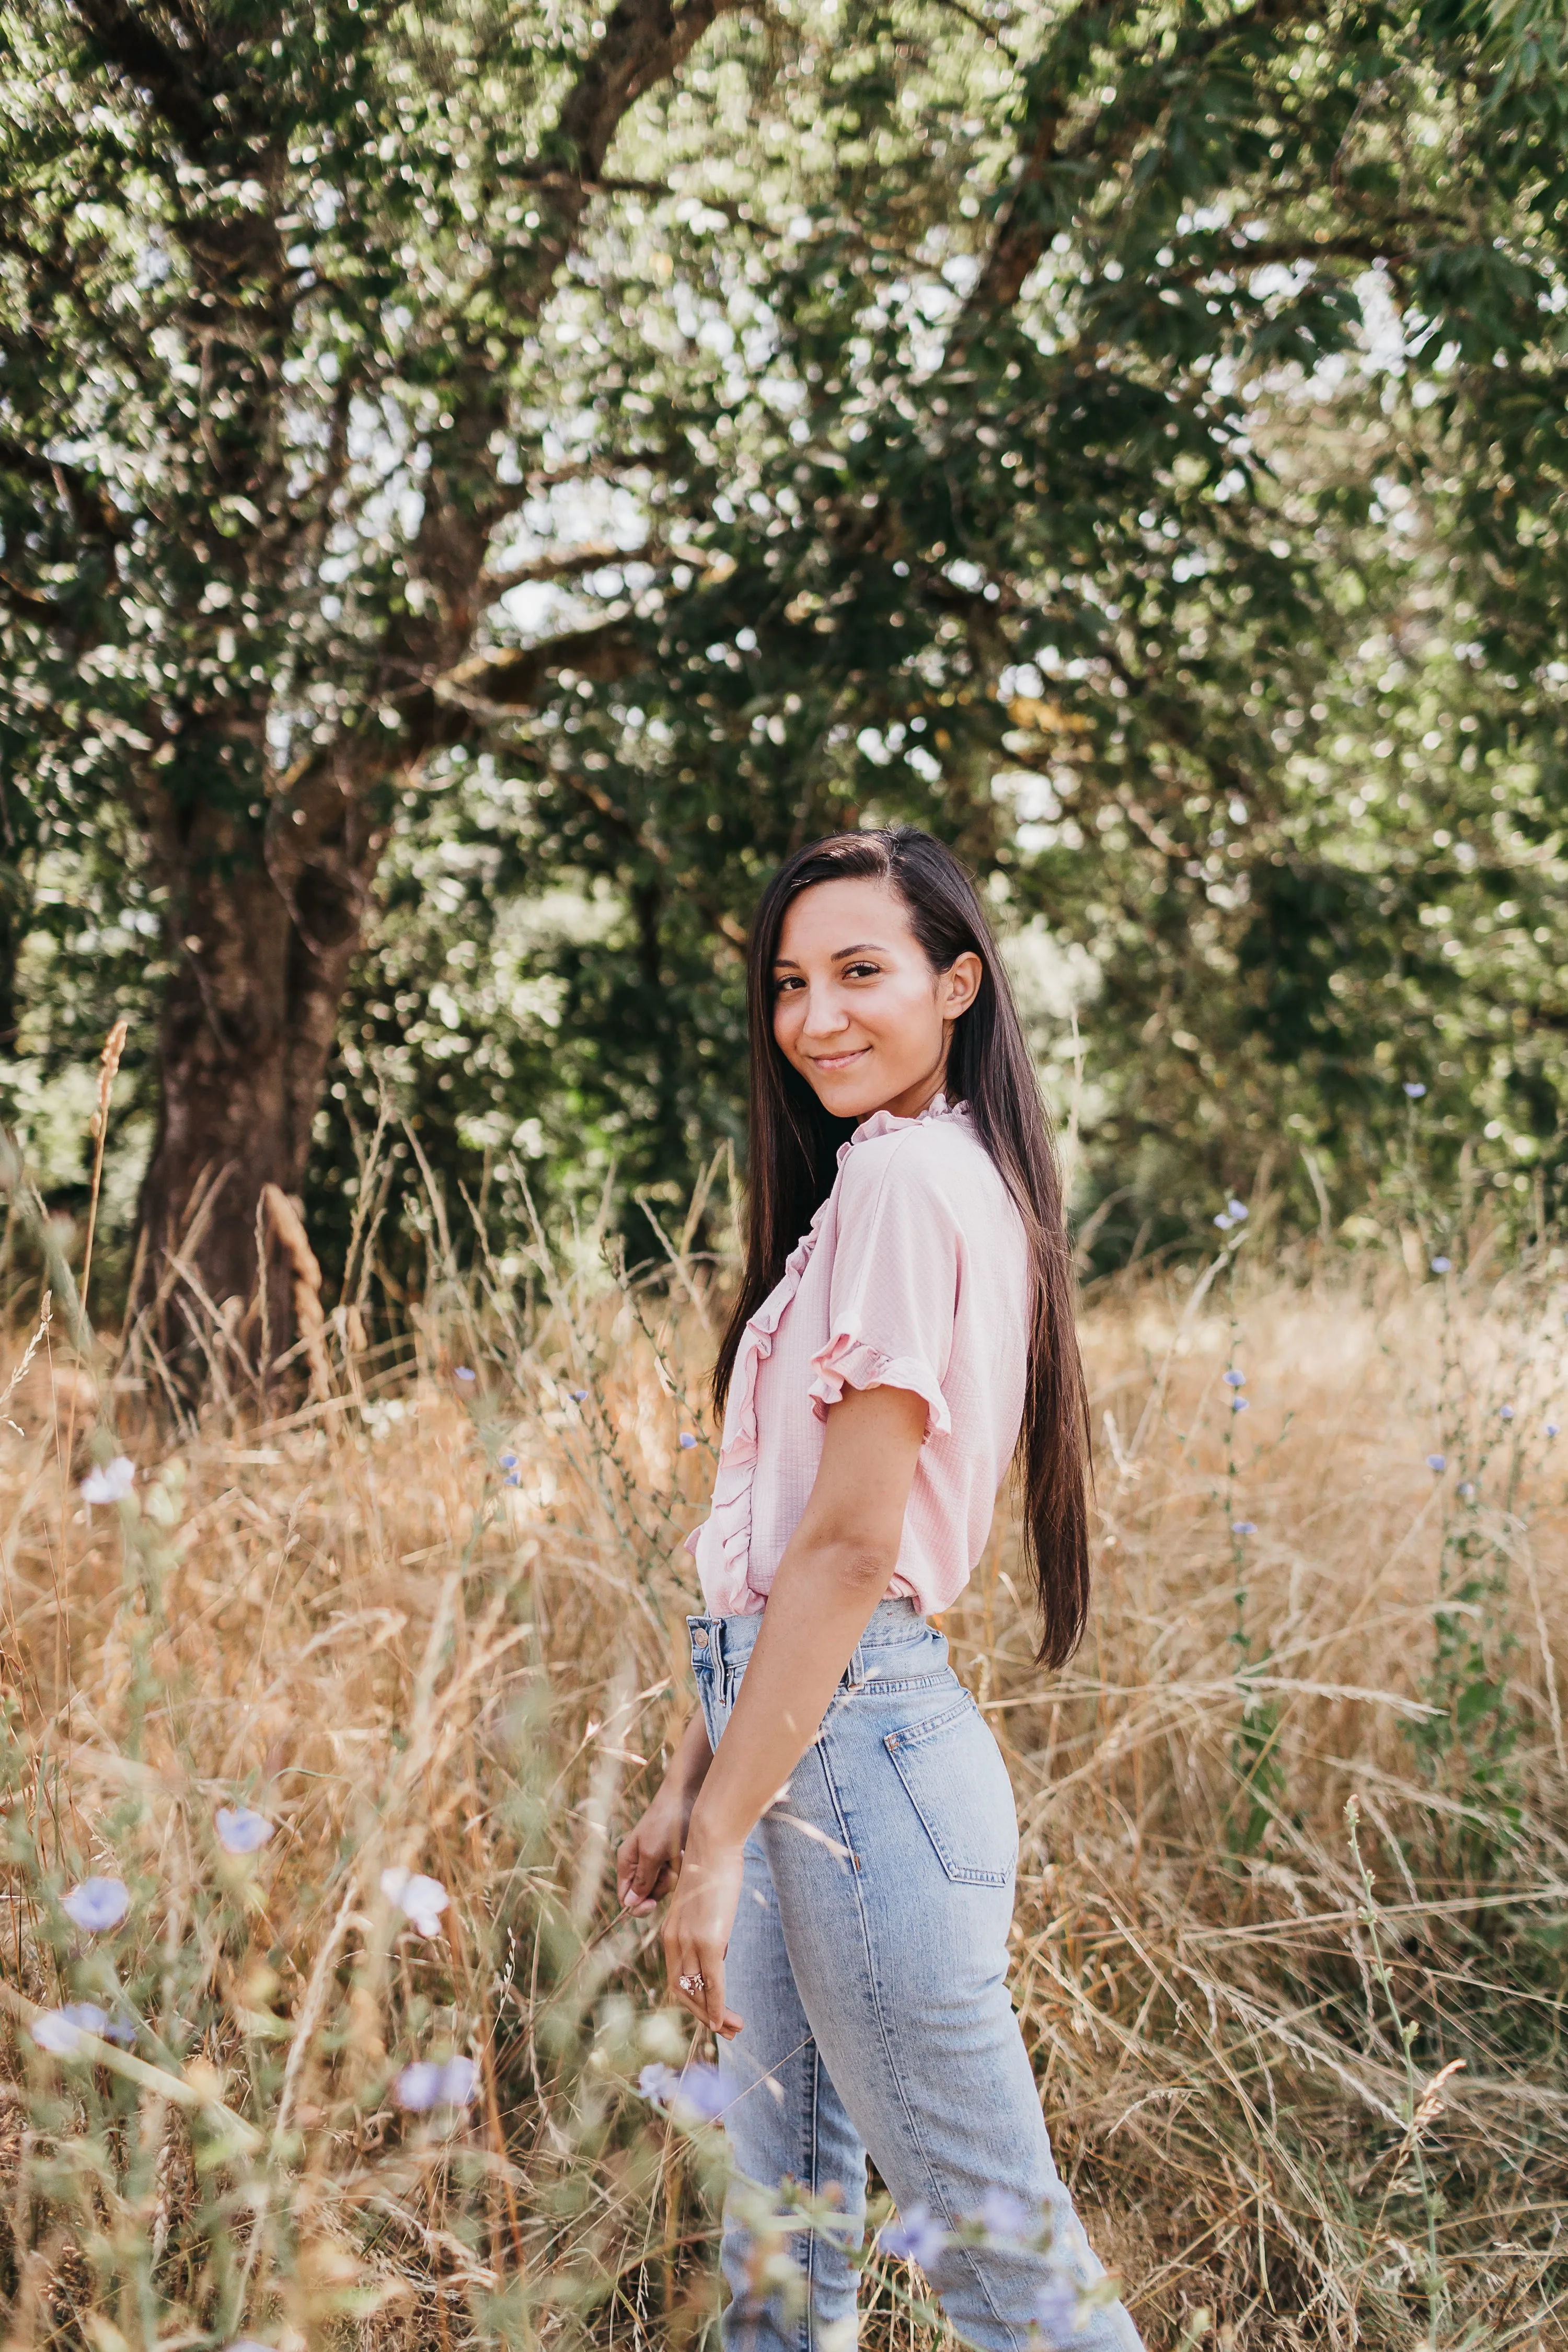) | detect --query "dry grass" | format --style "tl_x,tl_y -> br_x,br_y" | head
1,1188 -> 1565,2352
